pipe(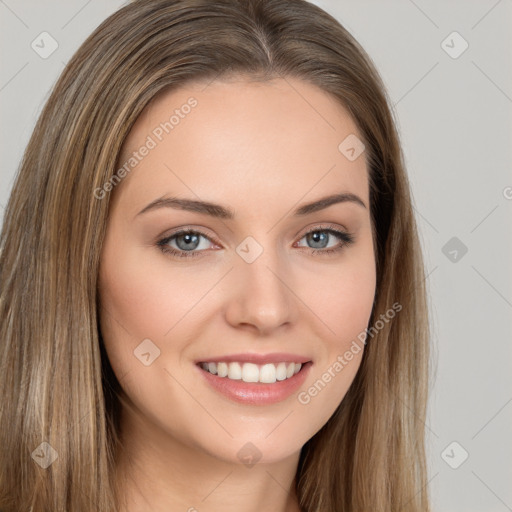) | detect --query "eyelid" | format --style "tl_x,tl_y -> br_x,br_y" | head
294,222 -> 349,240
157,226 -> 221,246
